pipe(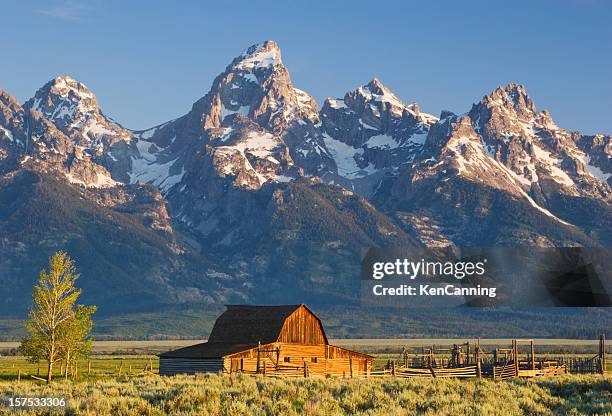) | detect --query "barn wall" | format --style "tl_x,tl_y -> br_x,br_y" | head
278,306 -> 326,345
224,342 -> 372,375
225,356 -> 371,375
159,358 -> 224,375
327,345 -> 371,360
